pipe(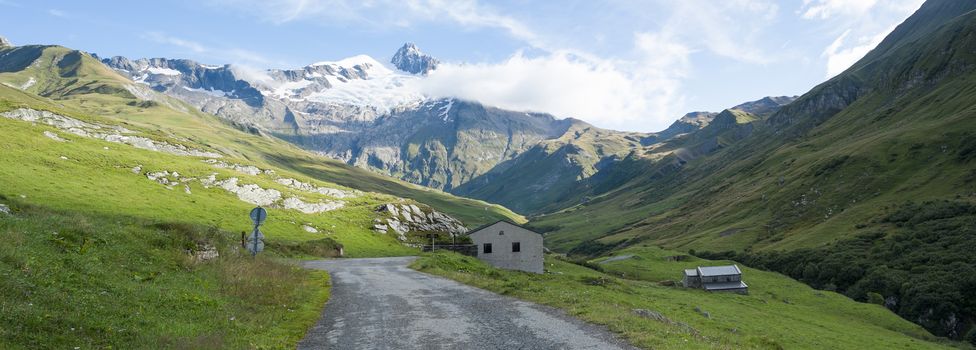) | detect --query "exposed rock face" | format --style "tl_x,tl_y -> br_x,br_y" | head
209,177 -> 282,206
204,159 -> 272,176
391,43 -> 439,75
189,244 -> 219,262
282,197 -> 344,214
0,36 -> 11,49
1,108 -> 222,158
194,174 -> 345,213
375,203 -> 467,241
276,178 -> 358,198
43,131 -> 67,142
731,95 -> 797,116
641,111 -> 717,145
